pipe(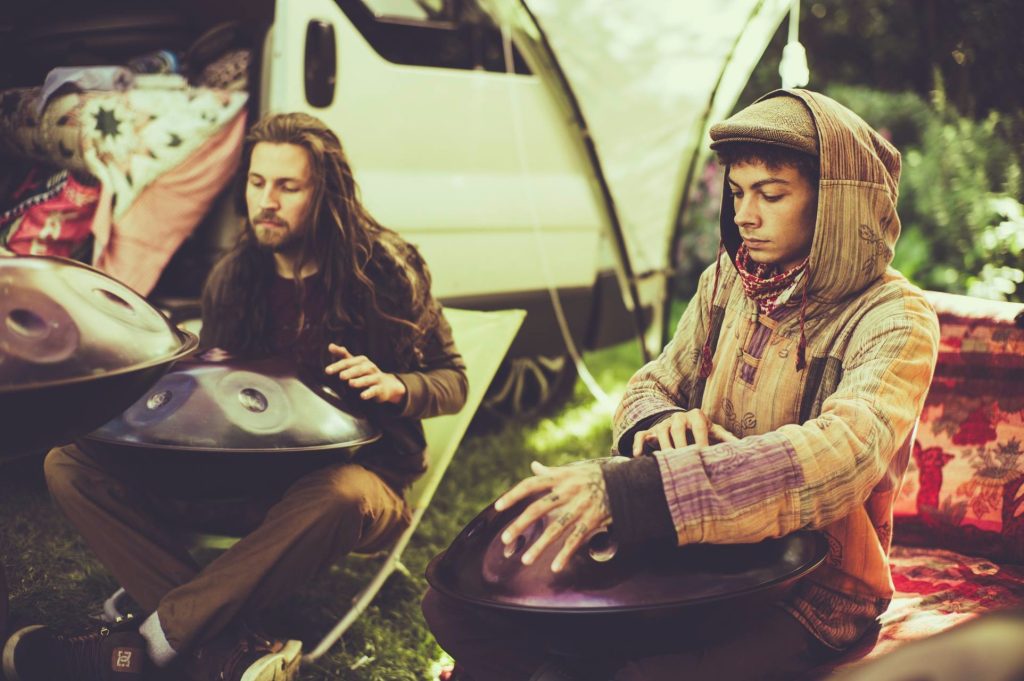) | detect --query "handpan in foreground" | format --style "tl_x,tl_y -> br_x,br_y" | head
427,475 -> 828,617
85,352 -> 381,497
